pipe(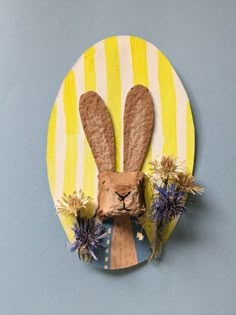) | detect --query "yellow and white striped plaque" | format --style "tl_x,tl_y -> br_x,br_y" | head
47,36 -> 195,265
